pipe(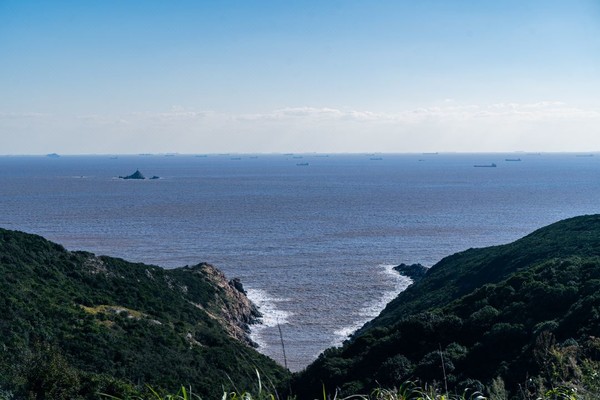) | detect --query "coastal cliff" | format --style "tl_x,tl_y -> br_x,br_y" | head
0,228 -> 288,399
7,215 -> 600,399
294,215 -> 600,399
184,263 -> 261,346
